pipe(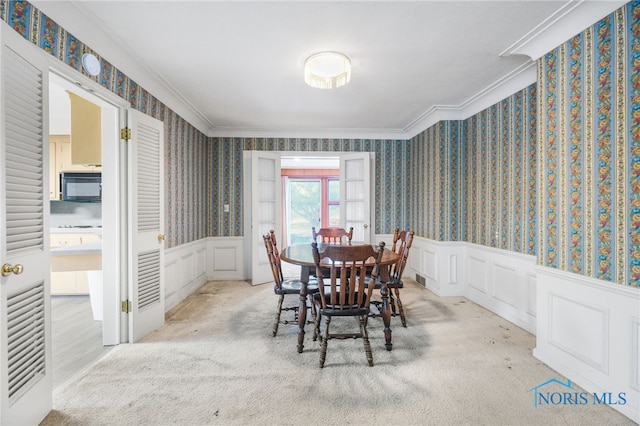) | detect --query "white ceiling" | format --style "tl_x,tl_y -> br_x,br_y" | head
33,1 -> 625,139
